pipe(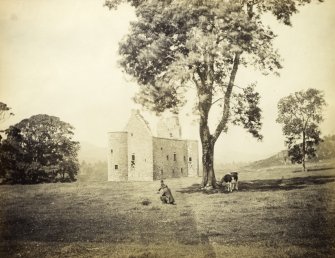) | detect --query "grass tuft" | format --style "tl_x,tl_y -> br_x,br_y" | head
141,199 -> 151,206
